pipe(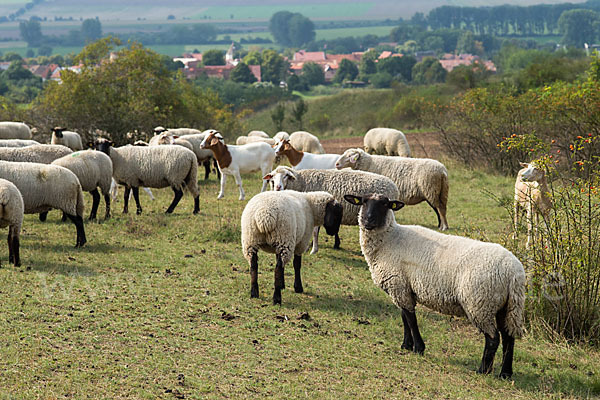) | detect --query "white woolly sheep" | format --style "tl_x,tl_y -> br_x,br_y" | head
0,160 -> 86,247
241,190 -> 343,304
364,127 -> 411,157
0,144 -> 73,164
95,138 -> 199,215
289,131 -> 325,154
51,127 -> 83,151
263,166 -> 399,253
273,139 -> 339,170
0,178 -> 24,266
248,130 -> 269,138
344,193 -> 525,379
236,136 -> 276,146
336,148 -> 449,230
514,162 -> 552,249
273,131 -> 290,144
200,131 -> 276,200
0,139 -> 40,148
52,150 -> 113,220
0,122 -> 32,140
